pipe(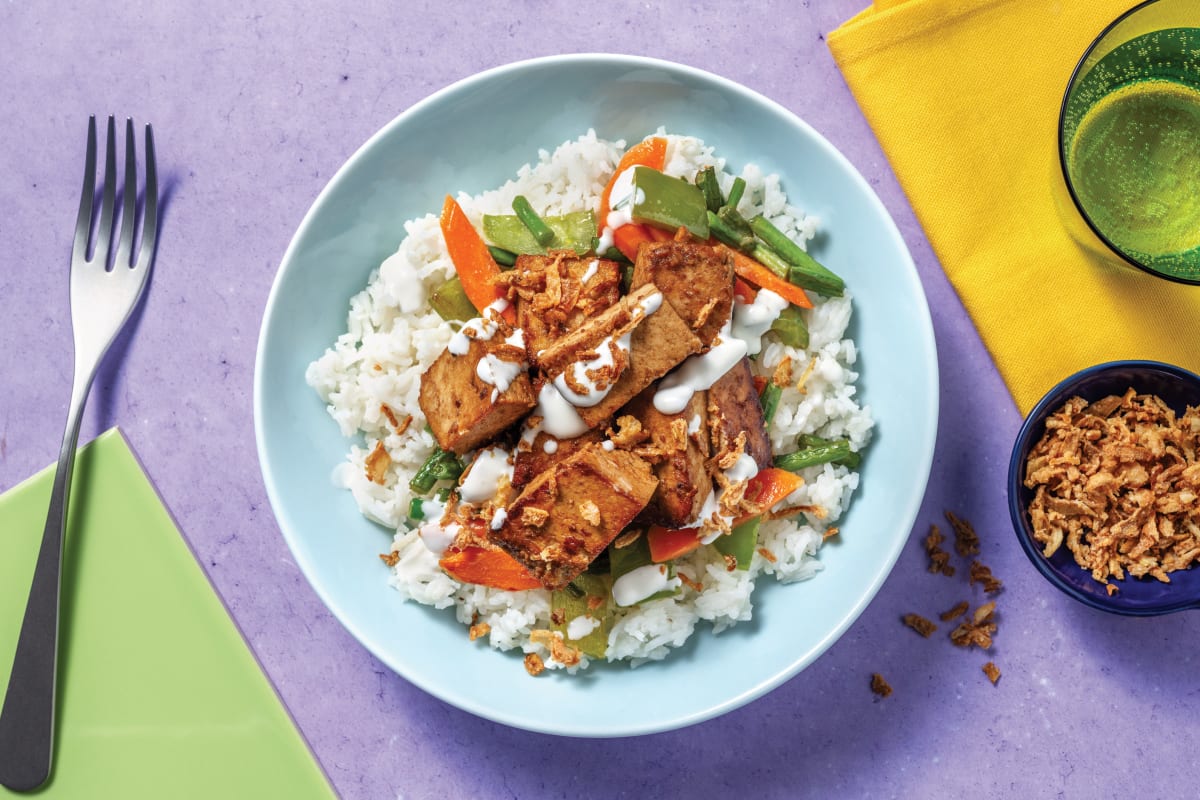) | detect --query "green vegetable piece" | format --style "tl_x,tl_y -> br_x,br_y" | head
749,215 -> 845,297
481,210 -> 596,256
770,305 -> 809,349
797,435 -> 862,468
550,573 -> 612,659
773,439 -> 858,472
726,176 -> 747,209
713,517 -> 760,571
602,246 -> 632,265
486,245 -> 517,267
429,275 -> 479,322
630,166 -> 709,238
512,195 -> 556,247
408,497 -> 425,521
718,205 -> 754,238
706,210 -> 756,253
752,242 -> 793,280
408,447 -> 465,494
759,381 -> 783,426
620,263 -> 635,294
695,166 -> 724,213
